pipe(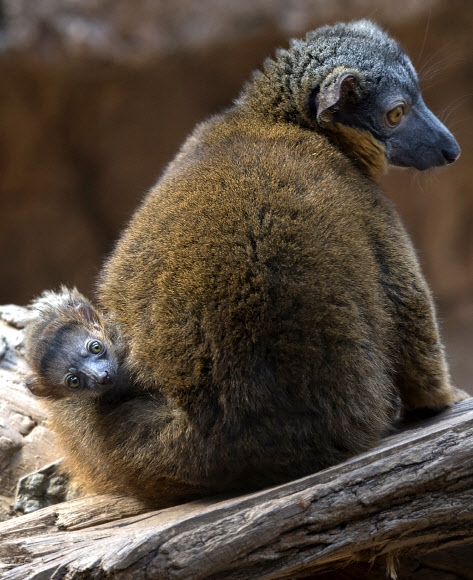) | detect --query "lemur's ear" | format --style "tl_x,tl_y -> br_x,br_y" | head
25,376 -> 54,398
316,71 -> 361,123
70,301 -> 102,329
